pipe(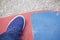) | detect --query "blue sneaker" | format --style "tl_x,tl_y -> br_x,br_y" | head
0,15 -> 25,40
6,15 -> 25,34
